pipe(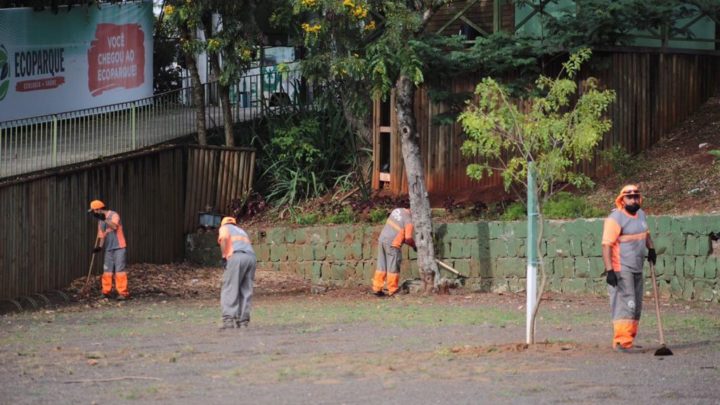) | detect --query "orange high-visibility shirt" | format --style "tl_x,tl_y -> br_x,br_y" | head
218,224 -> 254,259
97,210 -> 126,249
378,208 -> 416,249
602,208 -> 649,273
